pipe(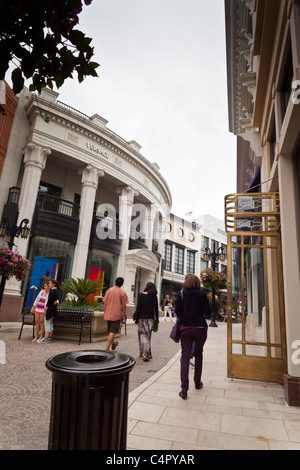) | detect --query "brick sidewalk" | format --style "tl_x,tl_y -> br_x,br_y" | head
0,319 -> 179,450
